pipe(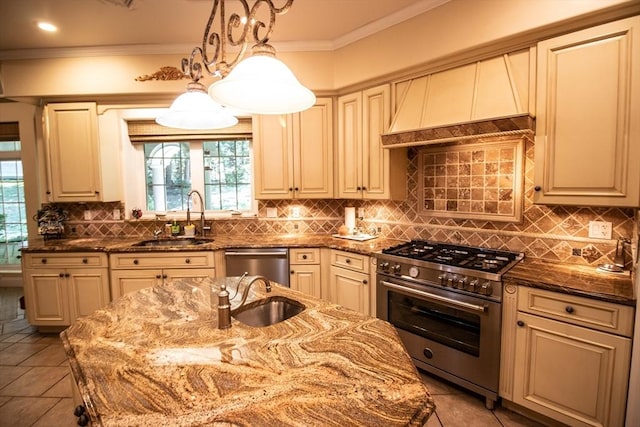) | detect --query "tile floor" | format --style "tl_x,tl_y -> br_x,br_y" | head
0,315 -> 545,427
